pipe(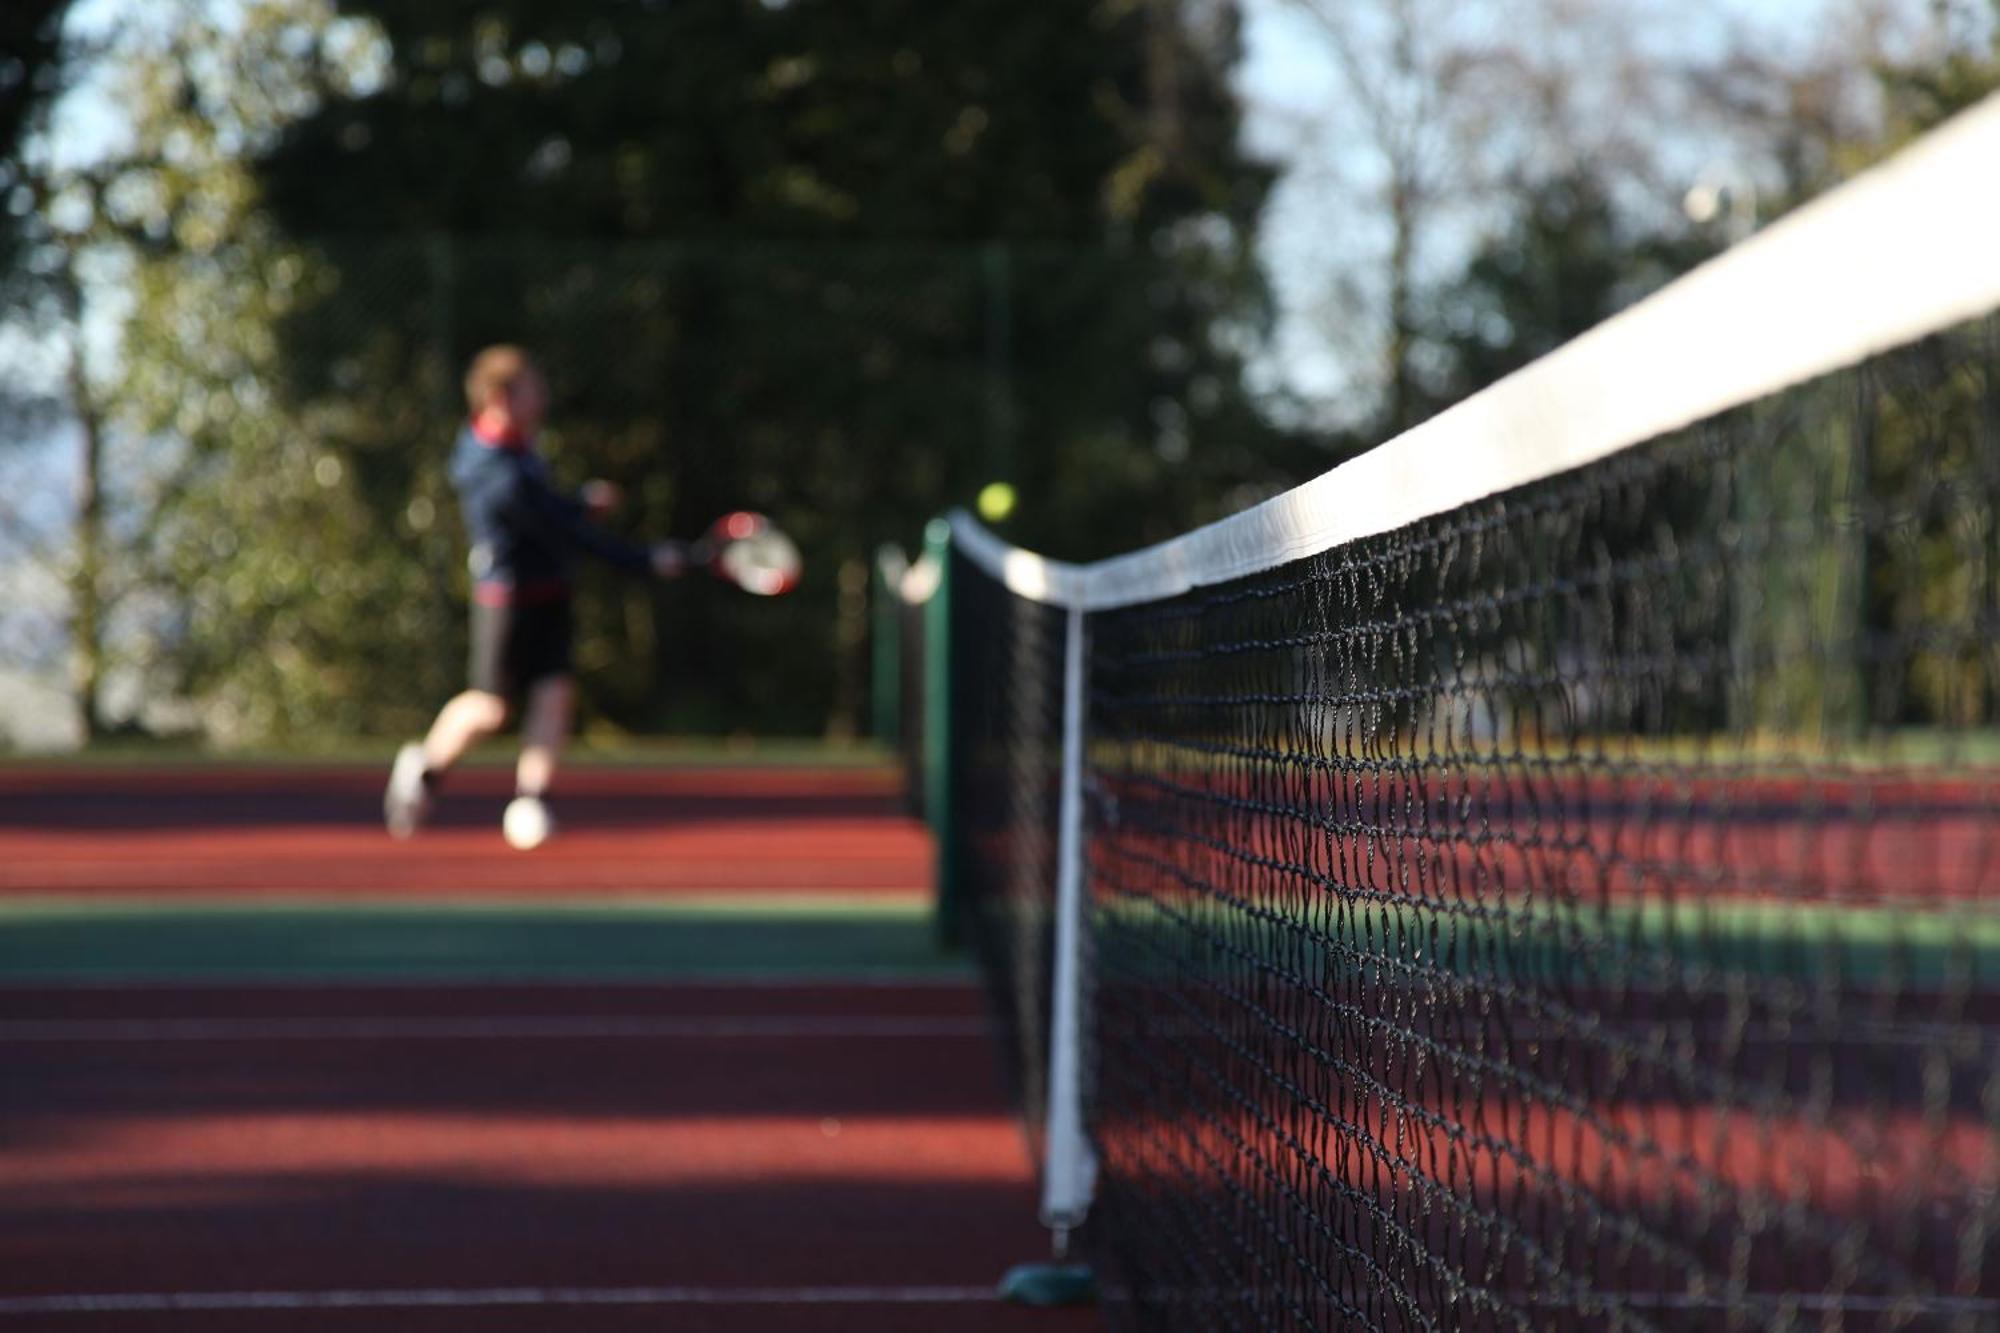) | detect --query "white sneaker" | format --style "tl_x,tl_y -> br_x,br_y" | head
384,742 -> 431,839
502,795 -> 554,851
